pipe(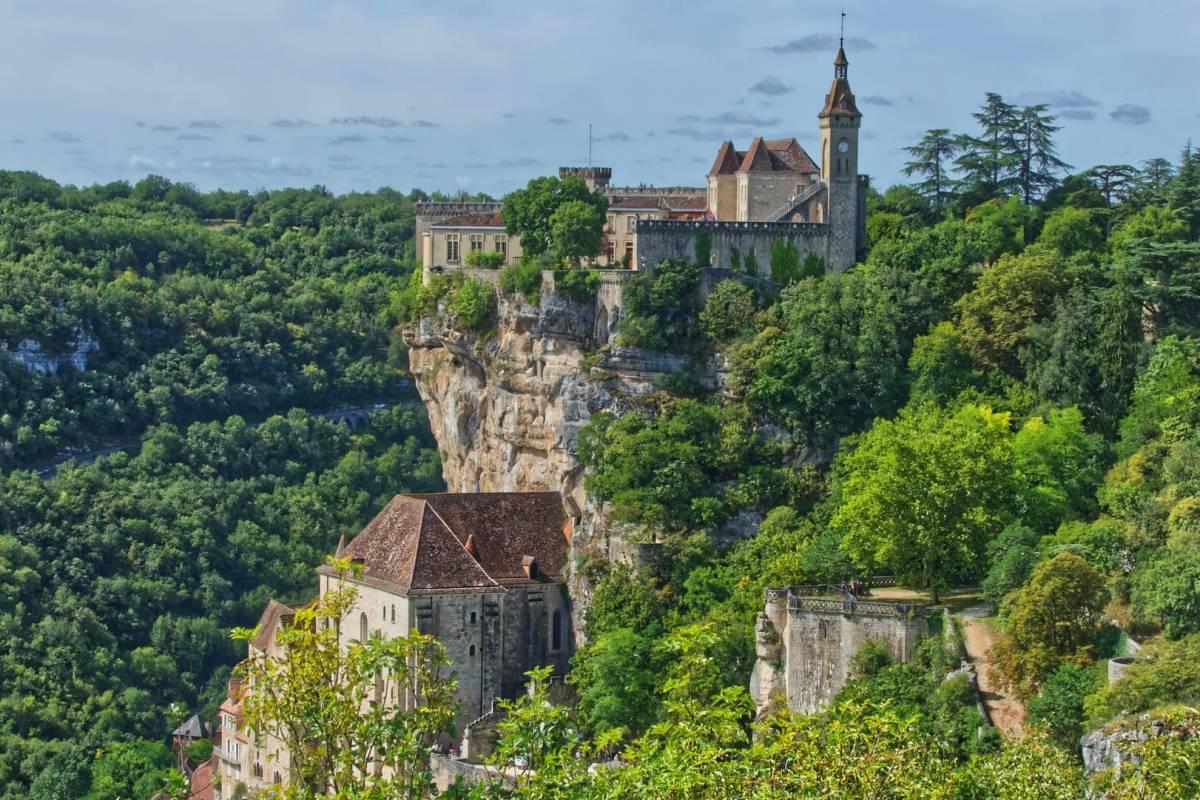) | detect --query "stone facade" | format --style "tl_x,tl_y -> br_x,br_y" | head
751,587 -> 929,716
635,219 -> 829,275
